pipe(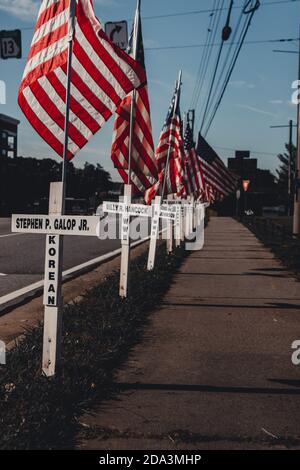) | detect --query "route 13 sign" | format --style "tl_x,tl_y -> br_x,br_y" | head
0,30 -> 22,59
